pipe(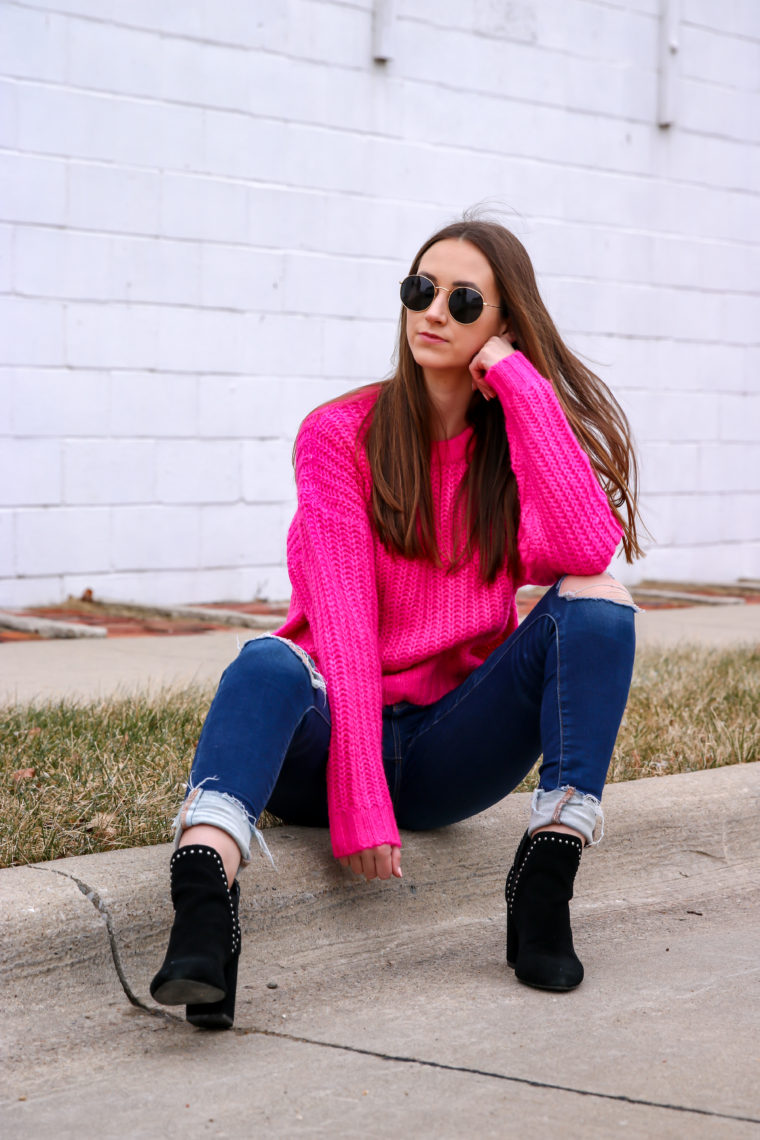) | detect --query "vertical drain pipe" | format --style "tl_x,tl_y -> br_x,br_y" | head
373,0 -> 398,63
658,0 -> 681,127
